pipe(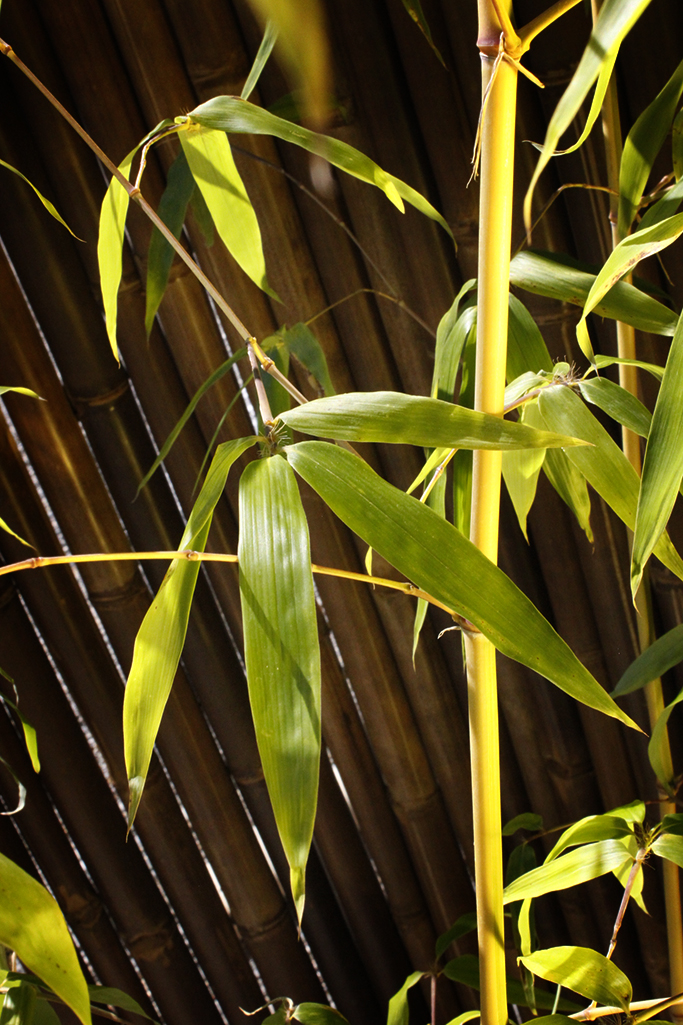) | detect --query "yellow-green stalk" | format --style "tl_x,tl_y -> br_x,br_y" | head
592,8 -> 683,1003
